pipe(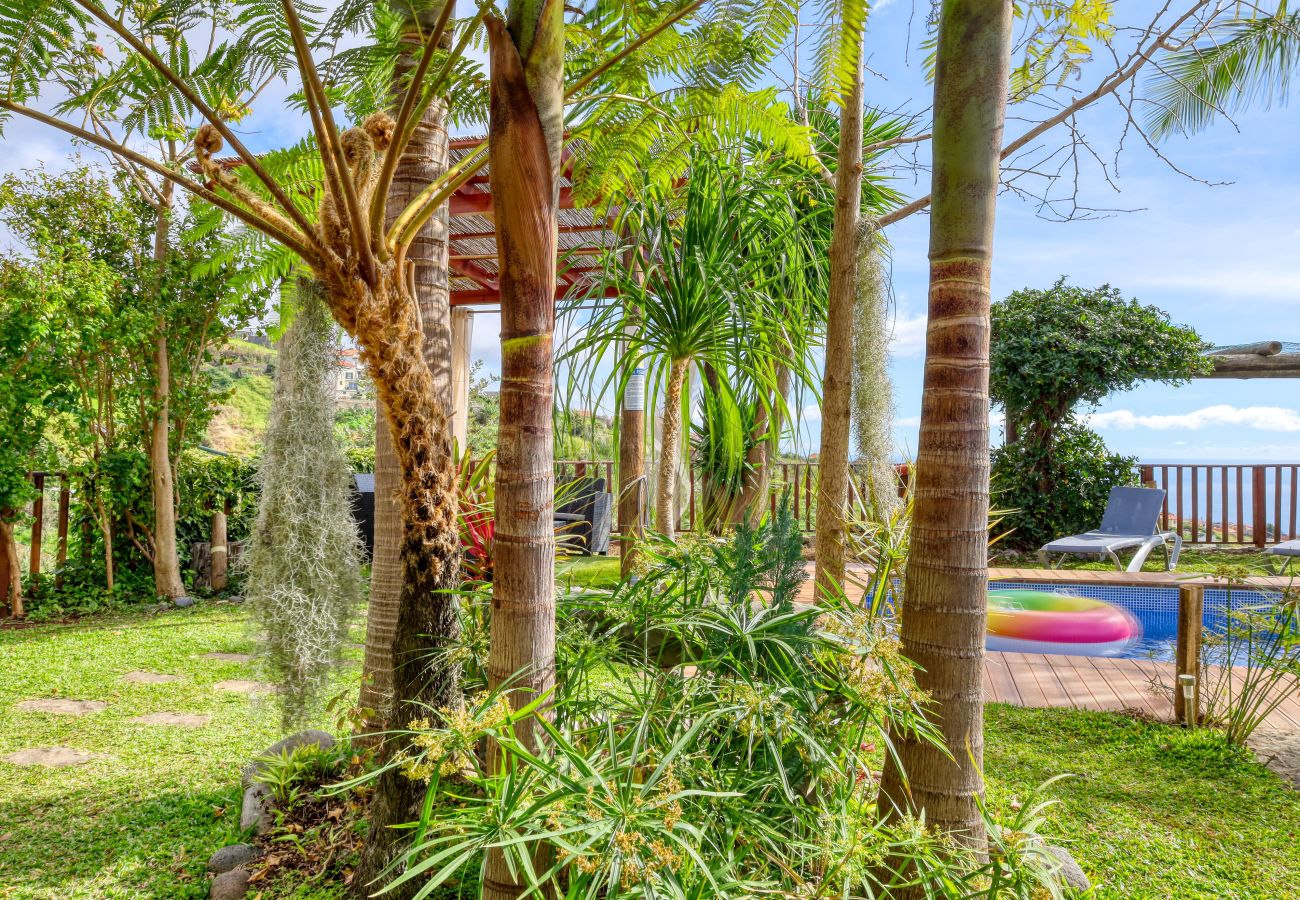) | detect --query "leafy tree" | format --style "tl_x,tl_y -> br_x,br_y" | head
991,279 -> 1208,472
